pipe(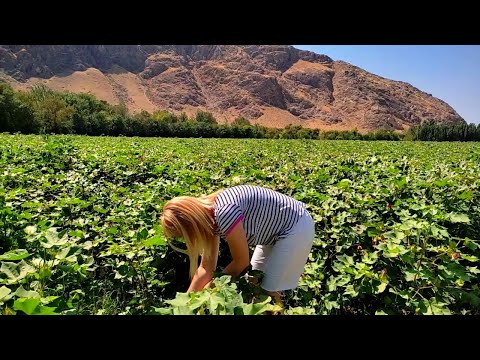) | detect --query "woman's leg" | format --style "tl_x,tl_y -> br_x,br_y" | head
260,212 -> 315,293
250,245 -> 283,302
